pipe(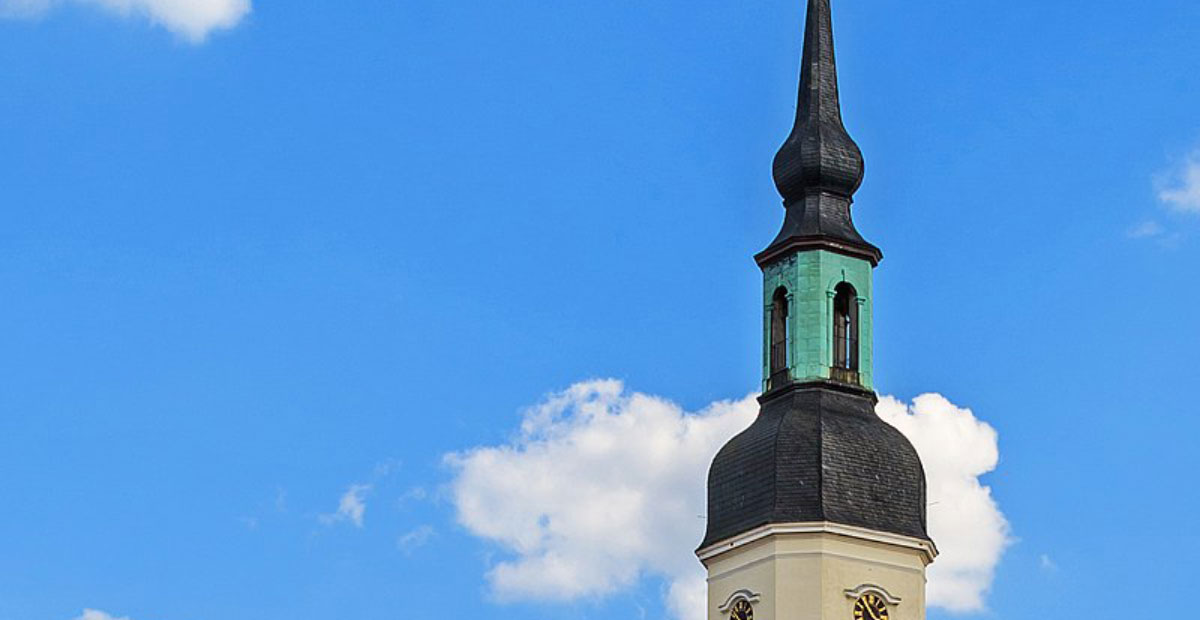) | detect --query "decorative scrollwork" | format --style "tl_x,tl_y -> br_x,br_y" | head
717,589 -> 762,613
